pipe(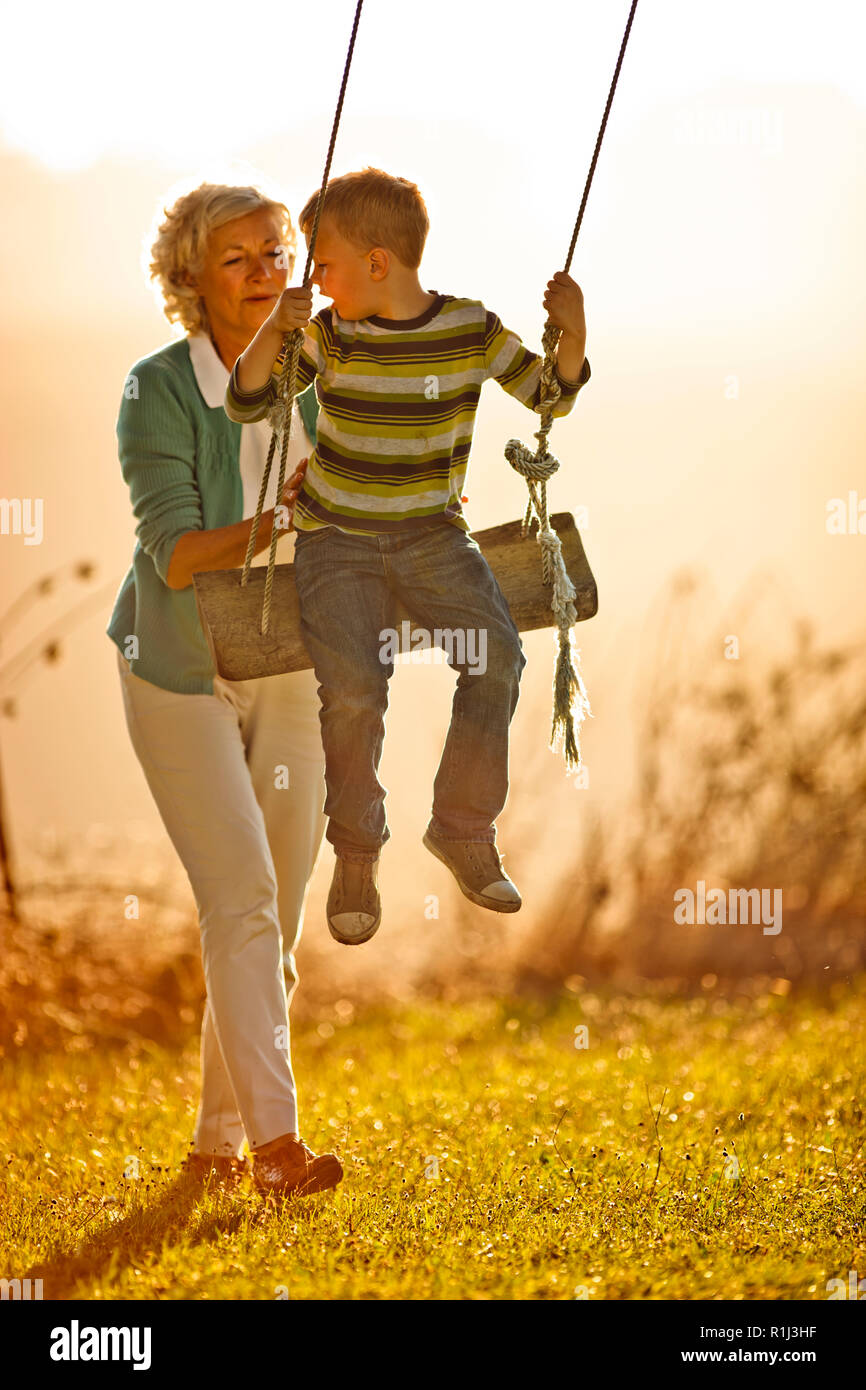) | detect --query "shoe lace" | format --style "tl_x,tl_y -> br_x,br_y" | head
473,842 -> 505,877
341,858 -> 377,909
